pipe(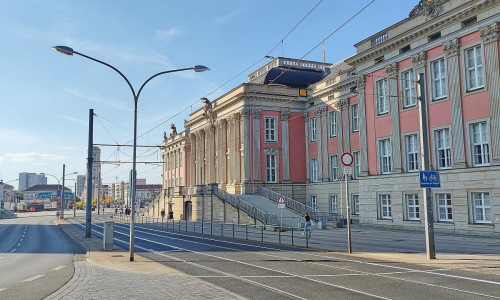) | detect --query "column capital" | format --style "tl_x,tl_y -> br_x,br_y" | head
184,141 -> 191,151
443,38 -> 459,57
335,97 -> 349,110
412,51 -> 427,69
385,62 -> 398,79
252,110 -> 261,119
355,76 -> 365,91
242,108 -> 251,119
480,22 -> 499,44
280,109 -> 290,121
314,106 -> 327,116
